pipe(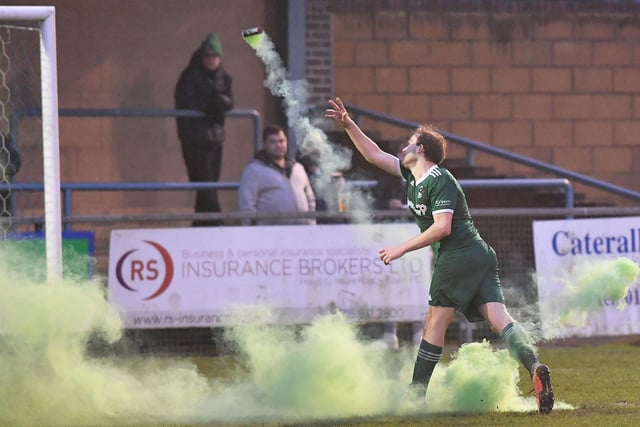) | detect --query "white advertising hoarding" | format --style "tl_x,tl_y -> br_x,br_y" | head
533,216 -> 640,338
108,224 -> 432,328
